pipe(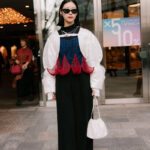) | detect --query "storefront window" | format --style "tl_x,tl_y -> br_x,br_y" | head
102,0 -> 142,98
76,0 -> 94,32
